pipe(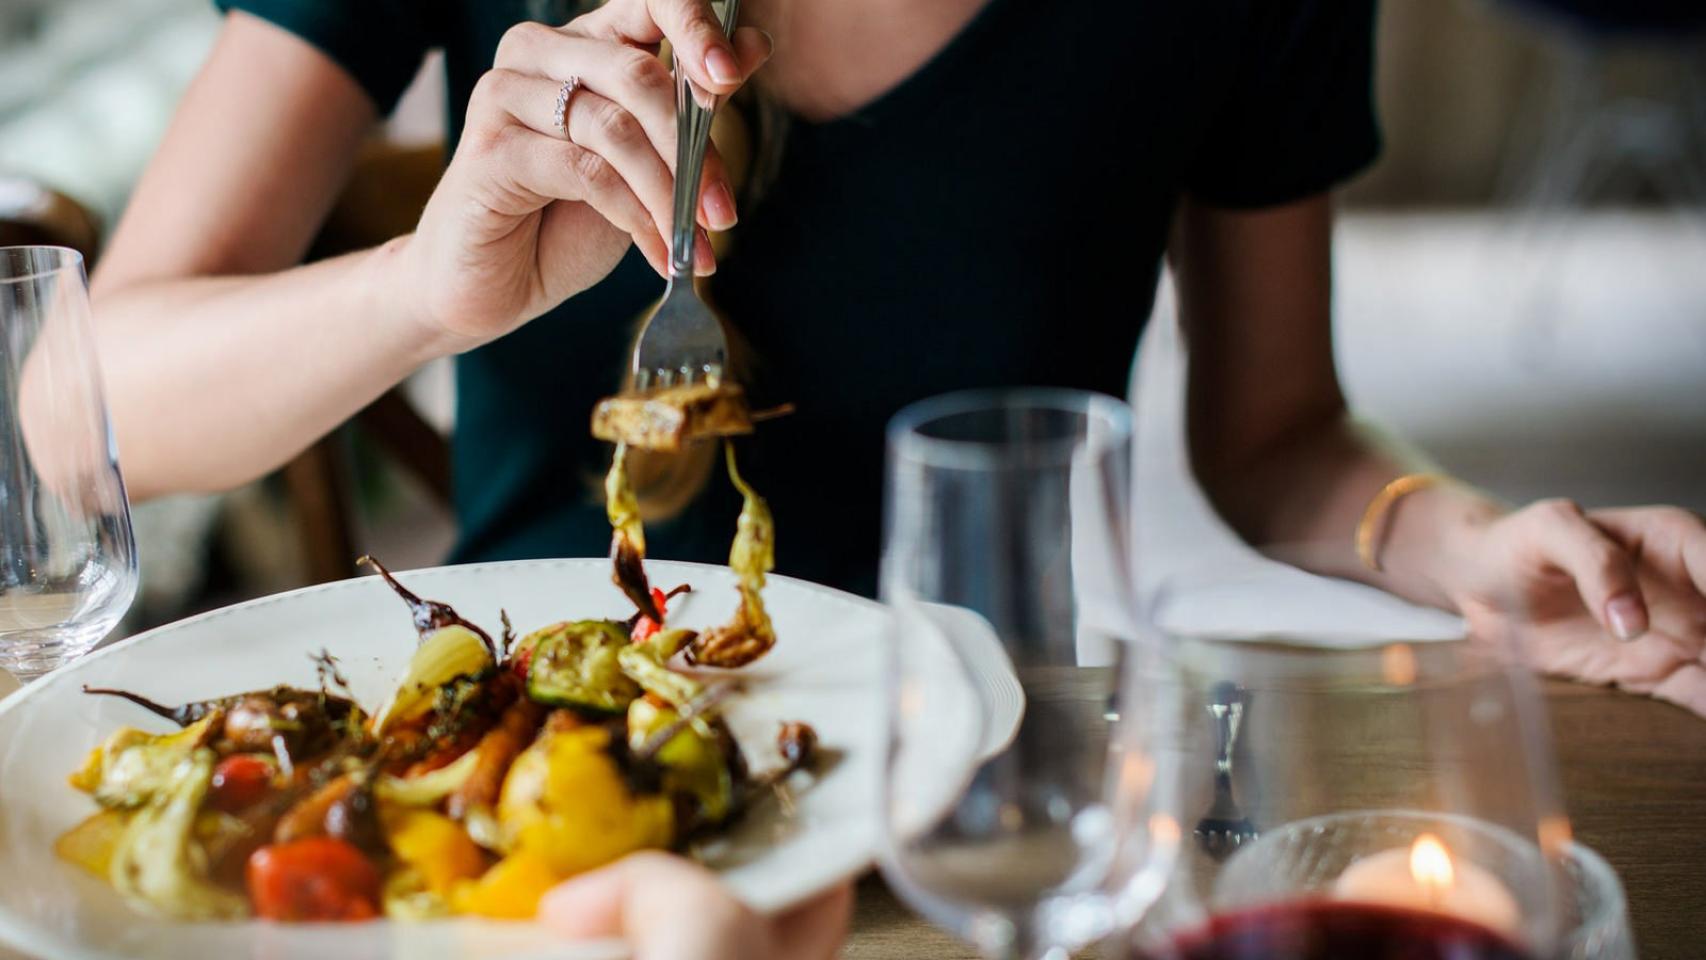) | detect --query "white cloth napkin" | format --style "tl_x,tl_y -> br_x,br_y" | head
1092,275 -> 1464,668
